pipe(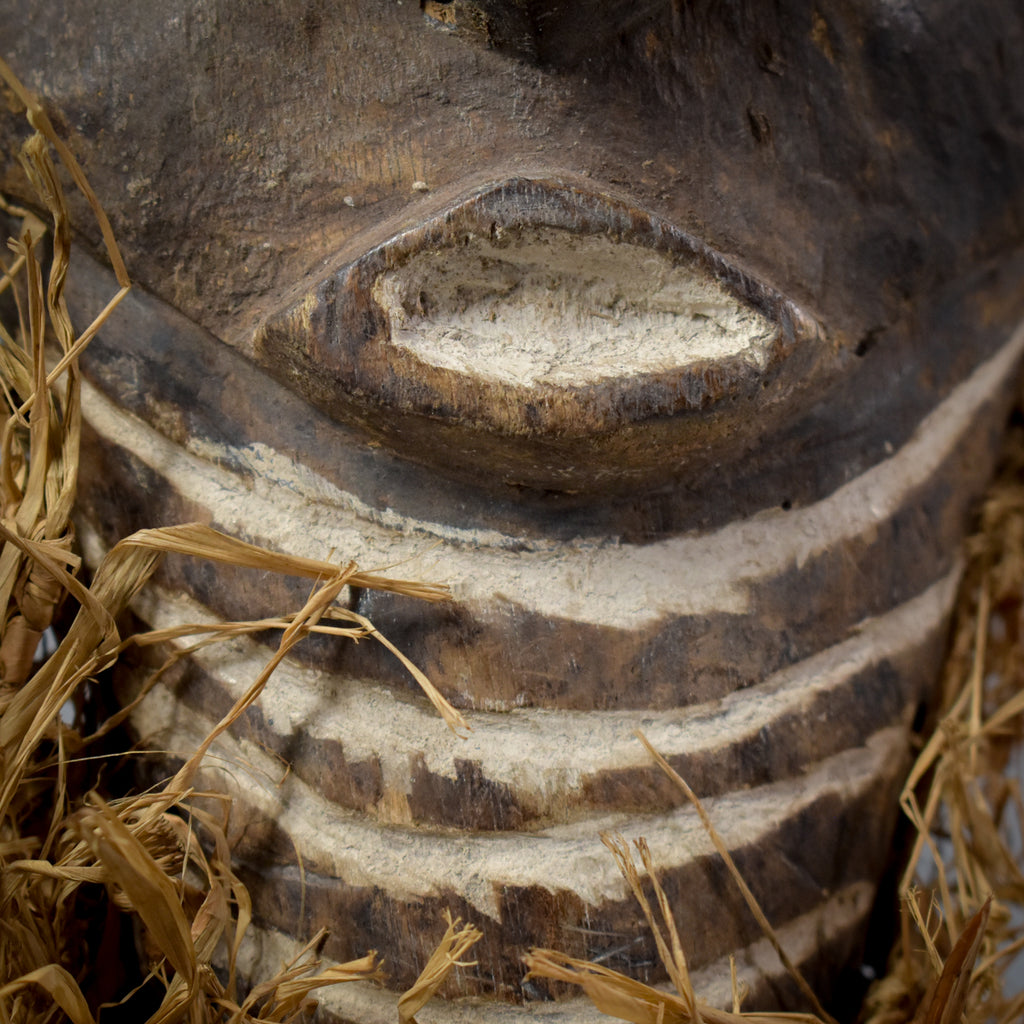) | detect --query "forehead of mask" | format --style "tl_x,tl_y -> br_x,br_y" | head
3,0 -> 1022,357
